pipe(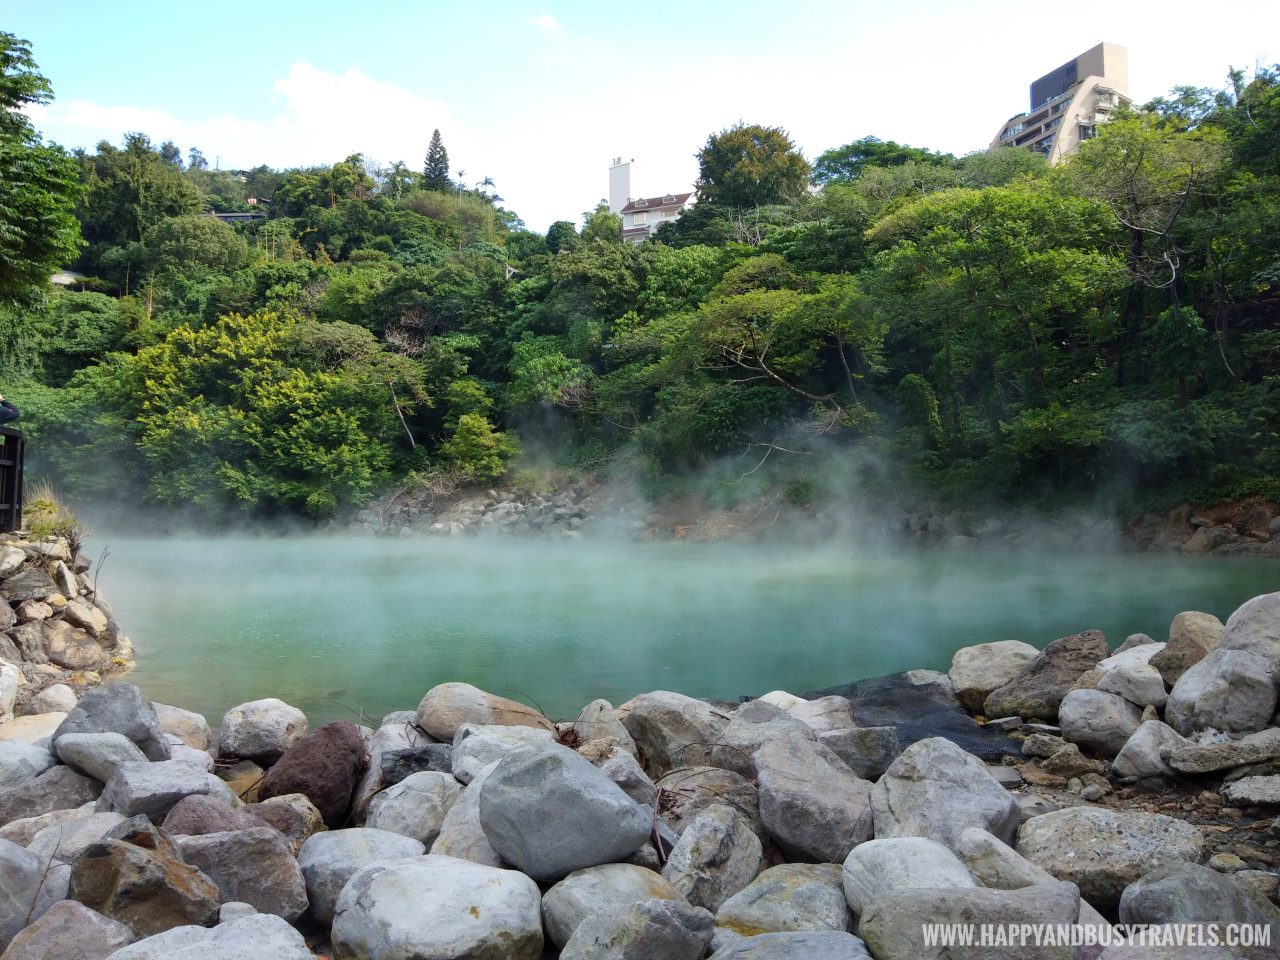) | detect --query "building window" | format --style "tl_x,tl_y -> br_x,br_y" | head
632,211 -> 647,226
